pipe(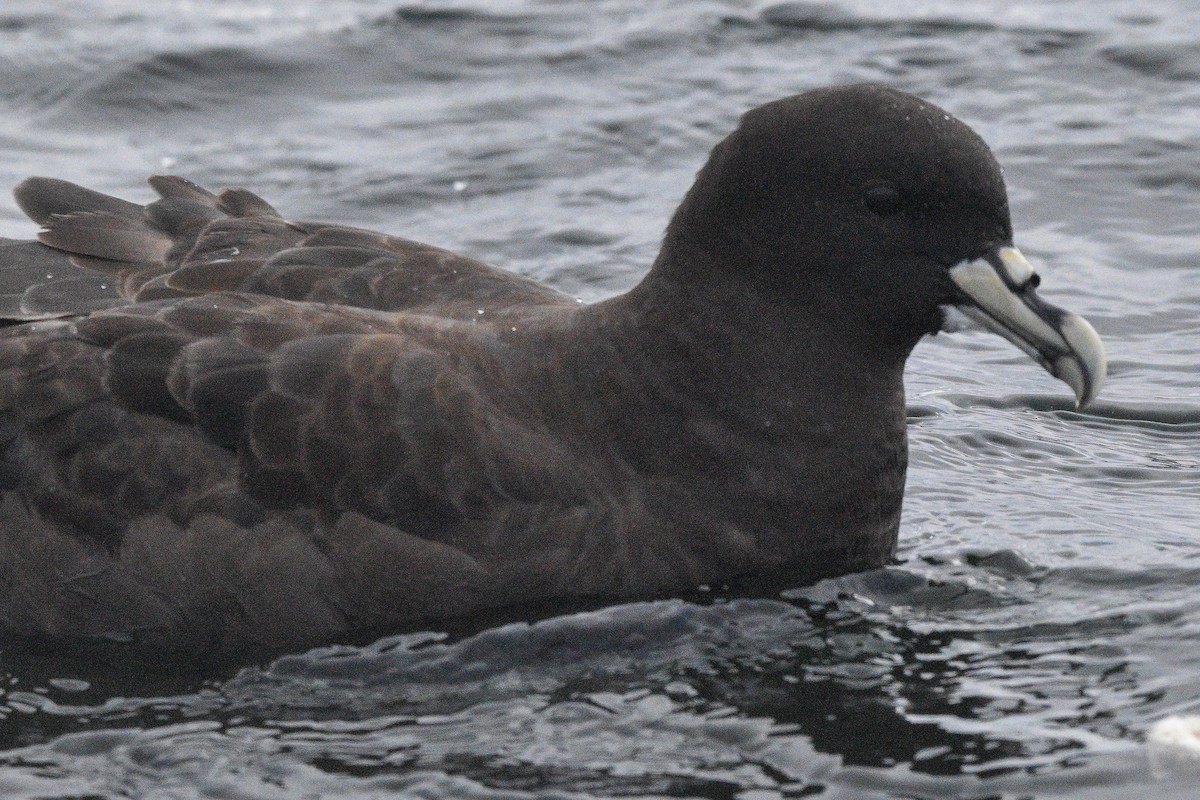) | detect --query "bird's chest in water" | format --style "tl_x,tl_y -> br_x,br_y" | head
743,415 -> 904,504
699,410 -> 908,567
